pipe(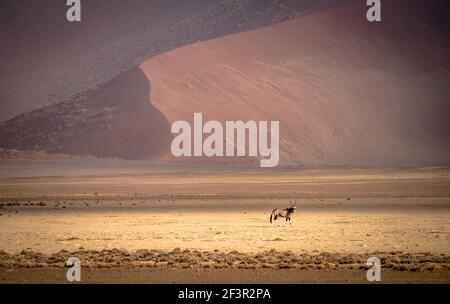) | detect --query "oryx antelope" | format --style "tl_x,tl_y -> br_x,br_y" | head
270,199 -> 297,226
